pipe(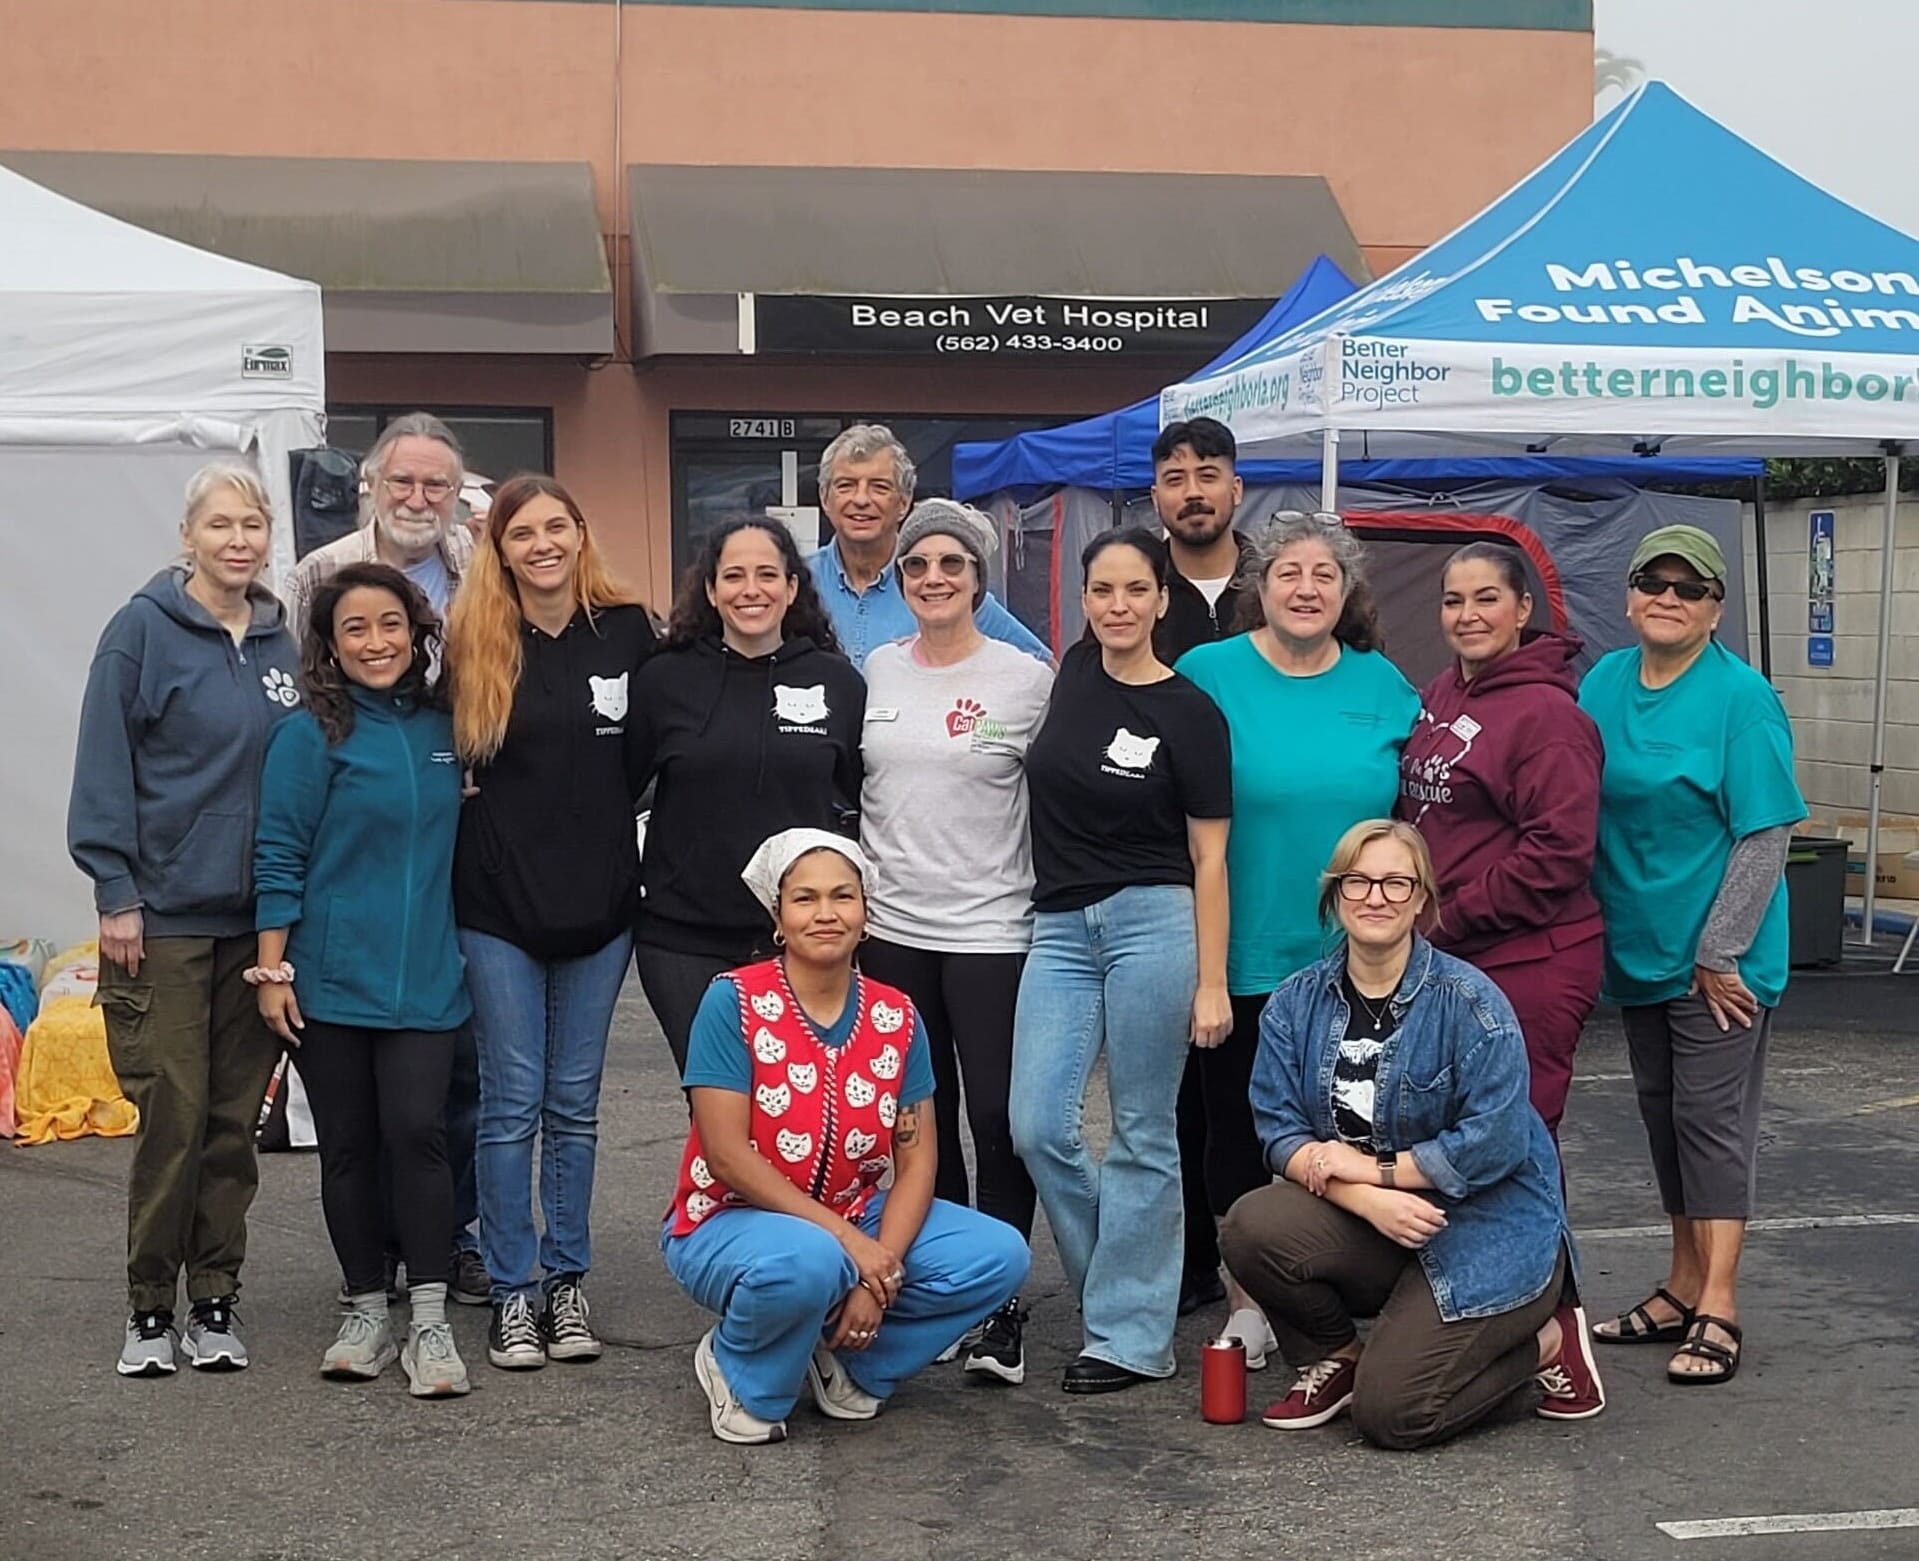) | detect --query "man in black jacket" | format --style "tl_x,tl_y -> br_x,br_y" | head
1149,417 -> 1253,1315
1151,417 -> 1256,664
